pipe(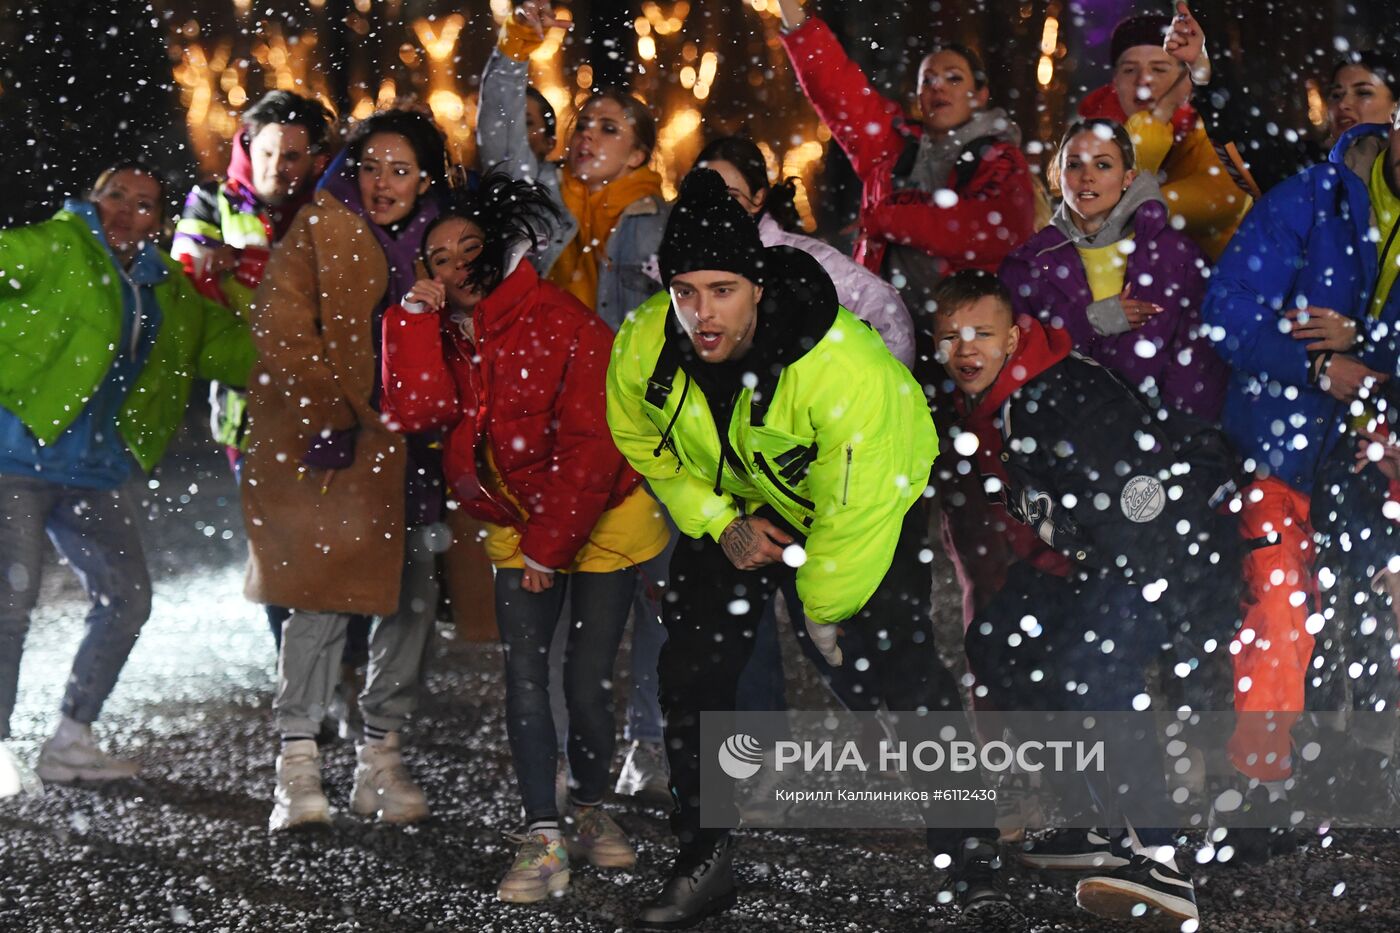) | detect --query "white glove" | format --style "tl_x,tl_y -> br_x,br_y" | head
804,615 -> 843,668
